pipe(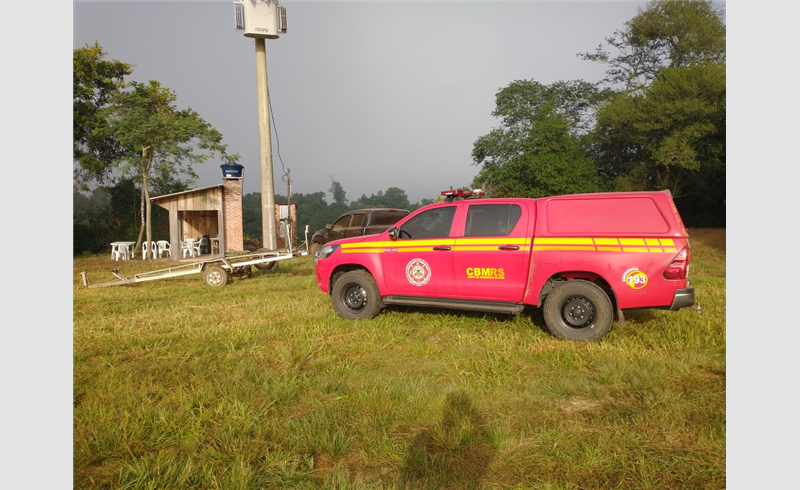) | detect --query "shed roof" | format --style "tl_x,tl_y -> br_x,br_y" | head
150,184 -> 225,203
